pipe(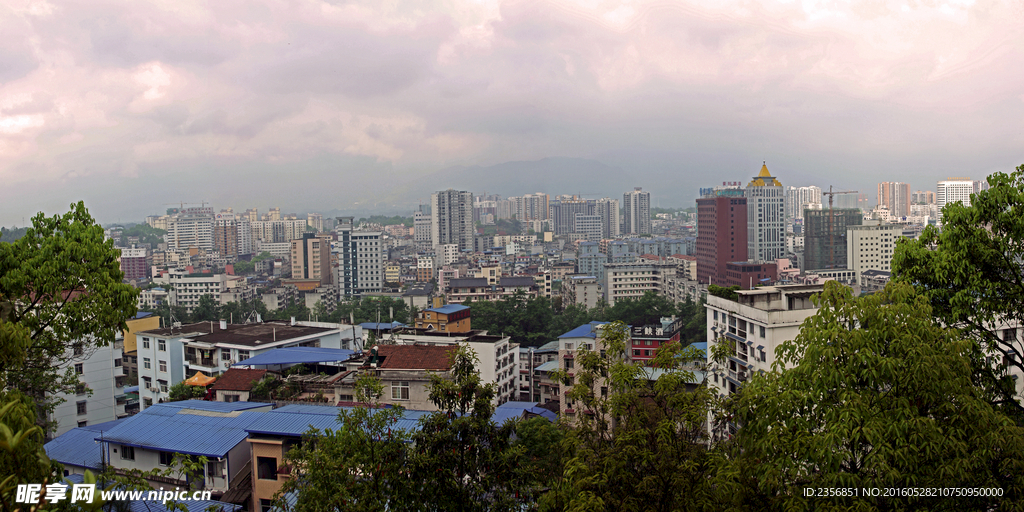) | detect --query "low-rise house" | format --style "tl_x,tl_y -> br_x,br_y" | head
335,345 -> 457,411
415,304 -> 471,333
98,400 -> 273,505
209,368 -> 270,402
45,419 -> 126,476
